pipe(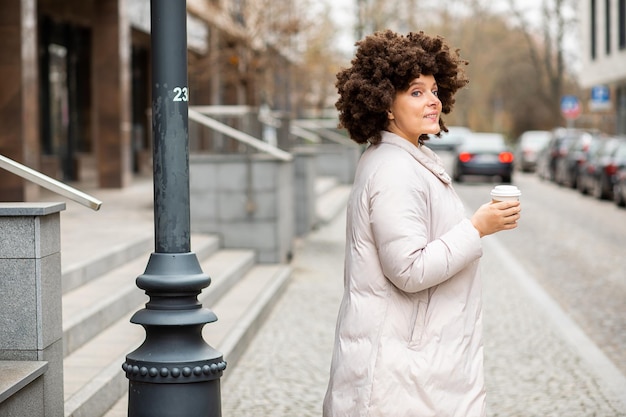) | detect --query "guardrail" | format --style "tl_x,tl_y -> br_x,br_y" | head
291,119 -> 350,145
0,155 -> 102,210
188,108 -> 292,161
